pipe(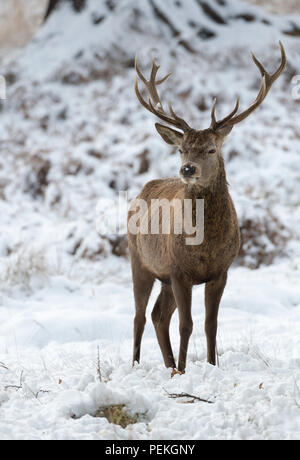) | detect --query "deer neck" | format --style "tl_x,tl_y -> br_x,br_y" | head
183,156 -> 228,204
182,157 -> 231,238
